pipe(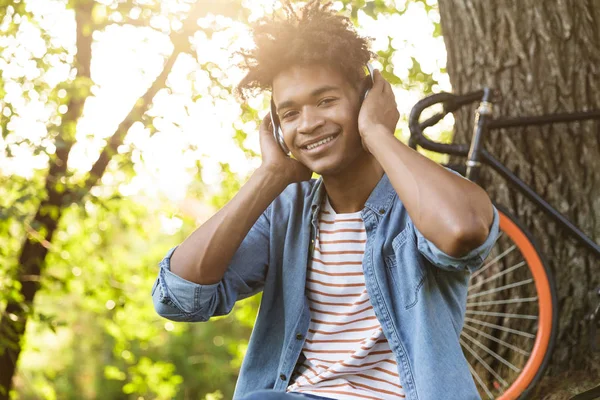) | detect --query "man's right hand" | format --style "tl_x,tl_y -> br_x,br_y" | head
258,114 -> 313,185
169,114 -> 311,286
